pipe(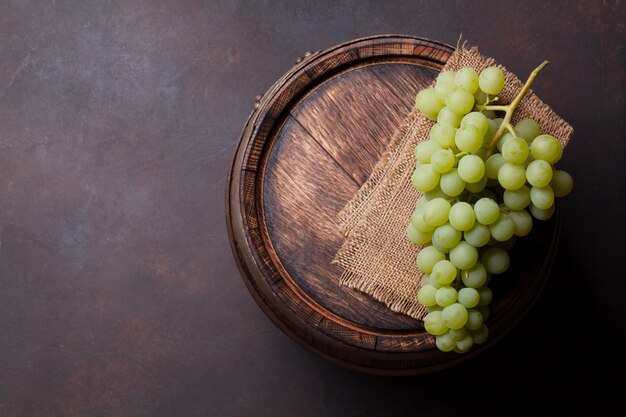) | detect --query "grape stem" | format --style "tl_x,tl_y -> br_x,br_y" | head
484,105 -> 507,111
505,124 -> 517,137
483,60 -> 550,159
